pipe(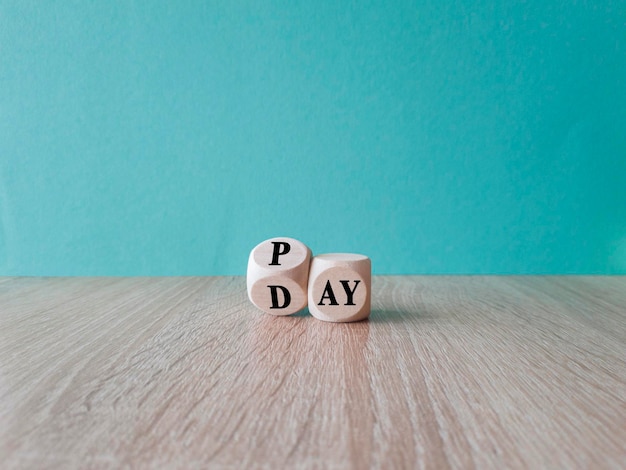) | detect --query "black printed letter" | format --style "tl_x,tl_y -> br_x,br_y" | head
339,280 -> 360,306
269,242 -> 291,265
318,280 -> 339,306
268,285 -> 291,309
